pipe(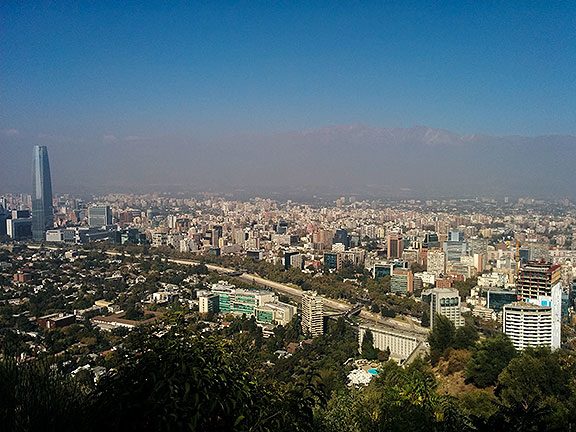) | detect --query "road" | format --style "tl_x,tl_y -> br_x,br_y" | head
29,245 -> 427,337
